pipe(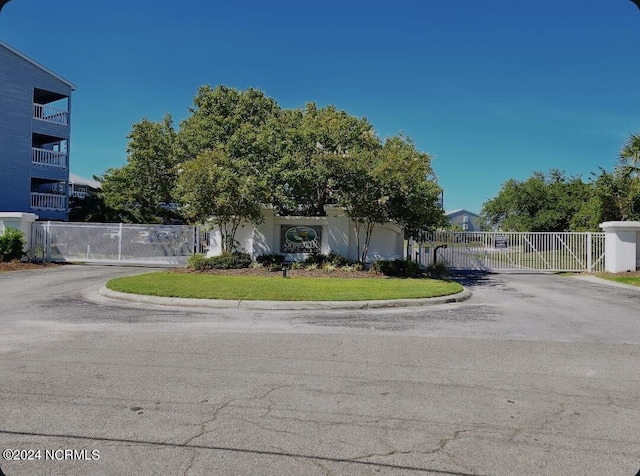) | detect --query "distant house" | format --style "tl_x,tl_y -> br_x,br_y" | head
69,173 -> 101,199
0,41 -> 77,221
445,209 -> 481,231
